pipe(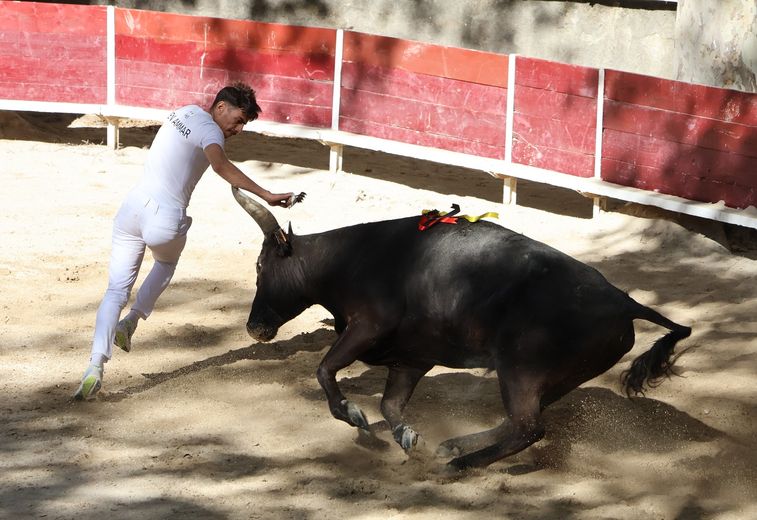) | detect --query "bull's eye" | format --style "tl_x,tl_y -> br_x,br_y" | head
256,260 -> 262,275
